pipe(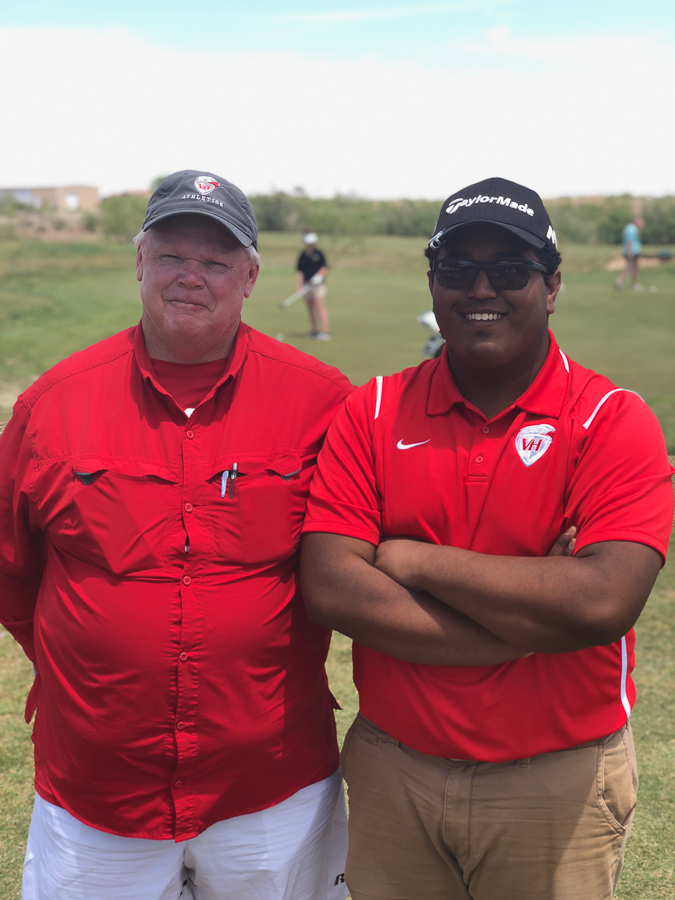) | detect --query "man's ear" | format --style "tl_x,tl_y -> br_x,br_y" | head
546,270 -> 561,315
135,244 -> 144,283
243,261 -> 260,299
